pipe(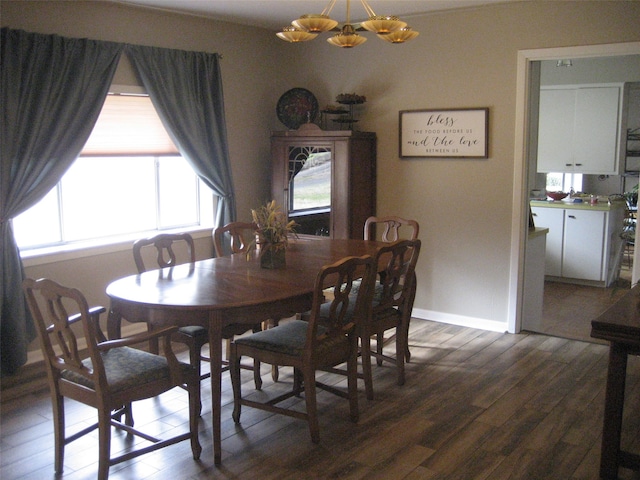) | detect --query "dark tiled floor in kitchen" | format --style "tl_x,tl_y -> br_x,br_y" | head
535,261 -> 633,344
